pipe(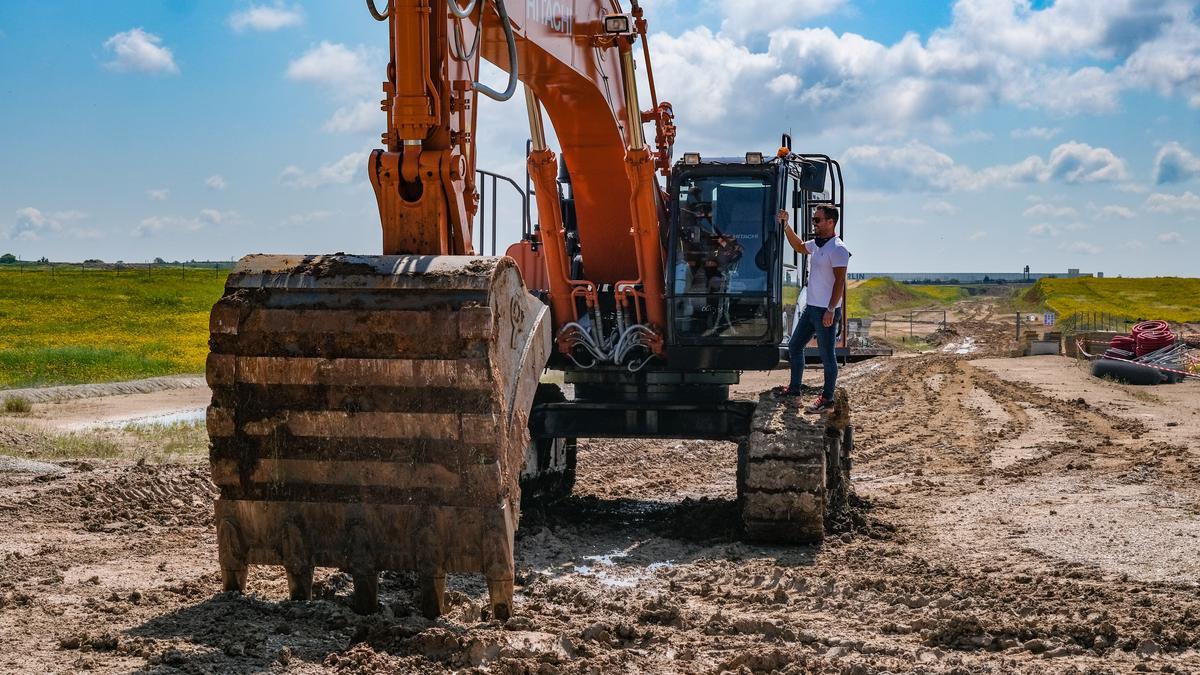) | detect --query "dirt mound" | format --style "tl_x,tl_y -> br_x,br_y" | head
0,375 -> 206,404
0,426 -> 39,450
925,325 -> 960,347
